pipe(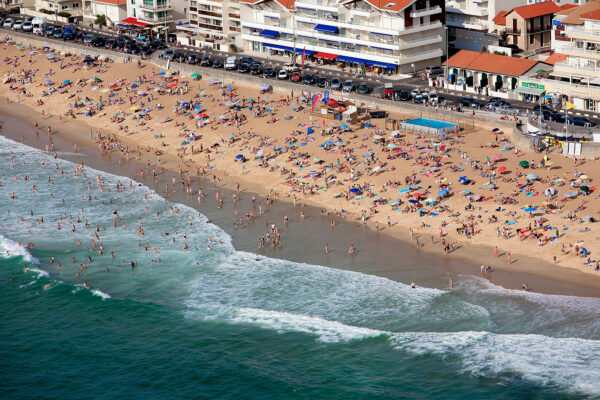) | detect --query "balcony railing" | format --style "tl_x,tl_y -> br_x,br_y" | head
399,20 -> 442,35
410,5 -> 441,18
228,13 -> 240,19
527,25 -> 552,34
138,14 -> 173,23
138,2 -> 171,11
505,28 -> 521,35
194,22 -> 223,31
196,9 -> 222,18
